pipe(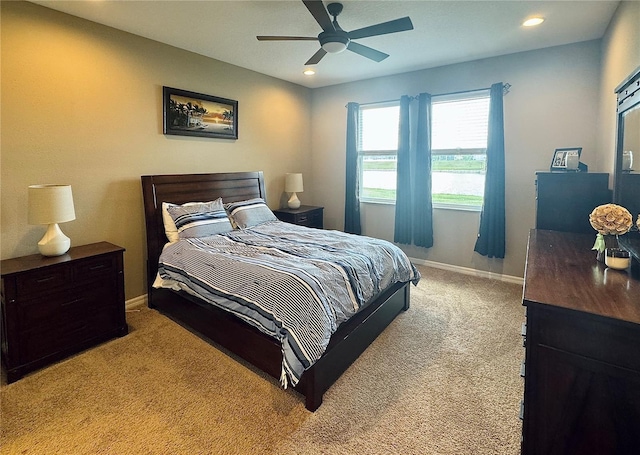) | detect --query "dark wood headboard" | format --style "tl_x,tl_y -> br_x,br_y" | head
140,171 -> 266,295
